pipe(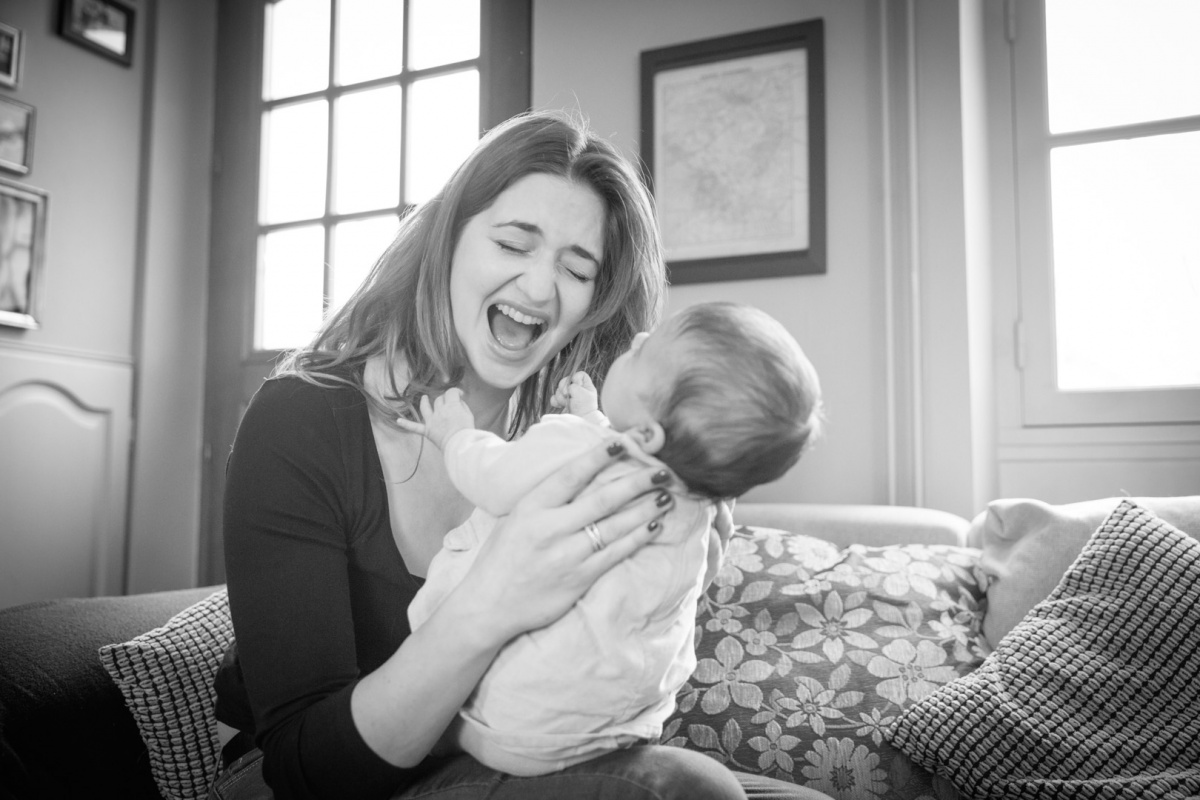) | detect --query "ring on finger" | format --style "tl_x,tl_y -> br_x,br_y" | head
584,522 -> 605,552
